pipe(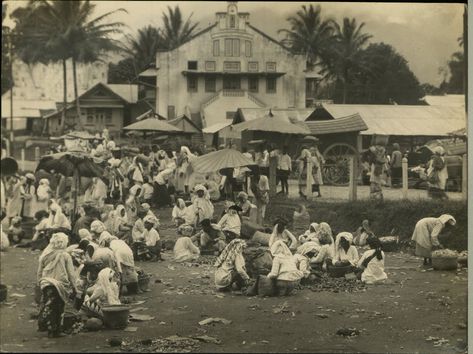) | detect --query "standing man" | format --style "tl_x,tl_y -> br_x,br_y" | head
390,143 -> 403,188
278,146 -> 292,196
